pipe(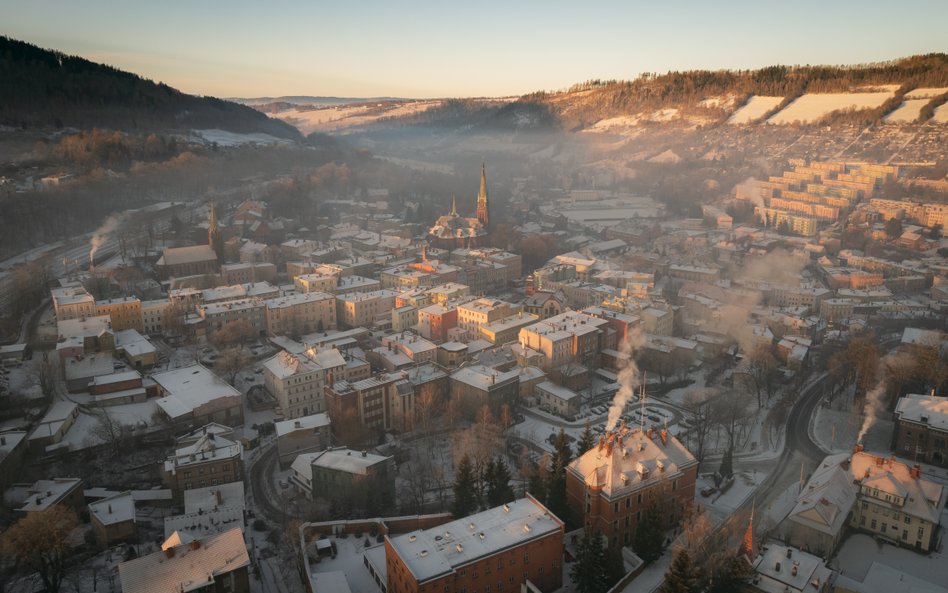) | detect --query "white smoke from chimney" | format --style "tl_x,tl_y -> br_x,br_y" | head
606,327 -> 646,432
856,382 -> 885,444
734,177 -> 765,210
89,213 -> 126,268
